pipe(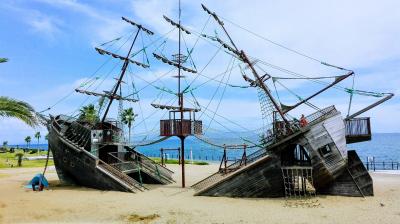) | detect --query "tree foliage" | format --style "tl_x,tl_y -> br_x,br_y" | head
121,107 -> 137,143
0,97 -> 39,127
35,131 -> 41,141
79,104 -> 99,124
